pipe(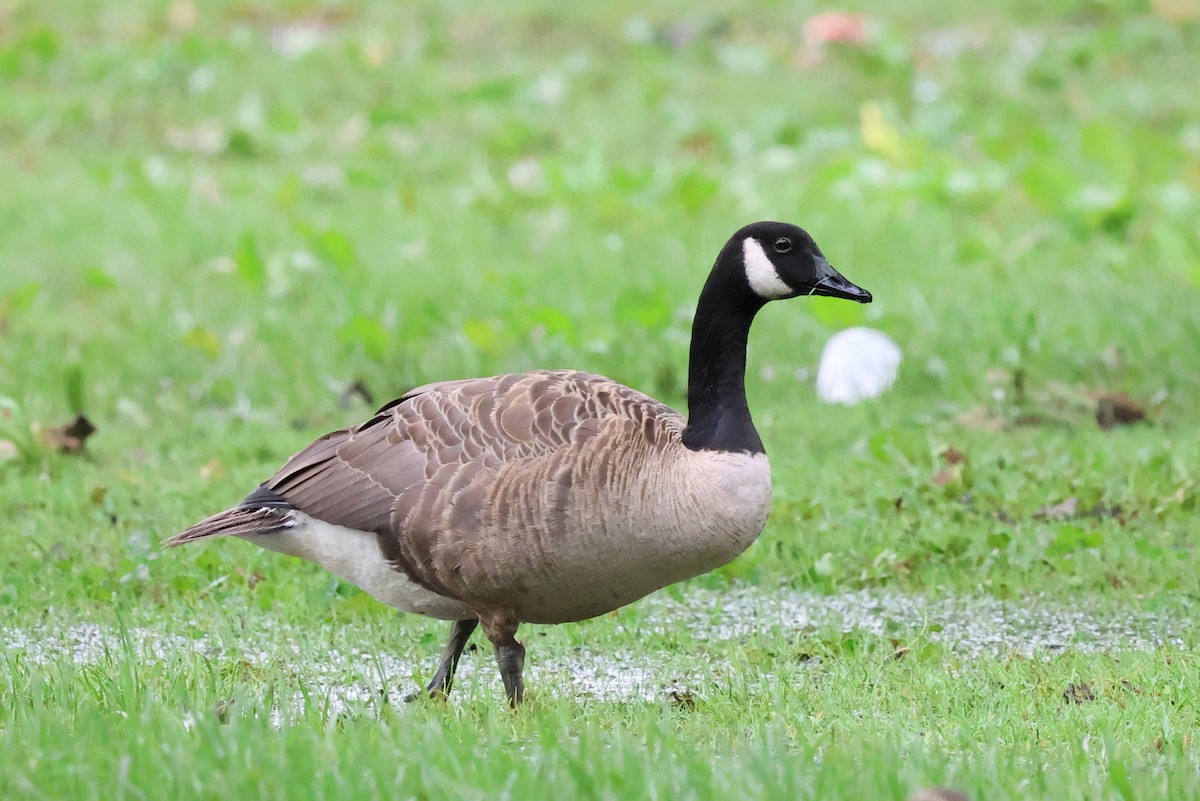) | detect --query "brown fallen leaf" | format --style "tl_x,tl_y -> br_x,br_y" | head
1095,392 -> 1145,429
234,566 -> 264,589
214,697 -> 235,724
1153,0 -> 1200,23
942,446 -> 966,465
199,459 -> 224,480
680,130 -> 718,157
663,685 -> 697,710
166,0 -> 197,32
954,405 -> 1005,432
908,789 -> 972,801
1034,497 -> 1079,520
933,446 -> 967,487
41,414 -> 96,454
338,379 -> 375,409
1064,682 -> 1096,704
